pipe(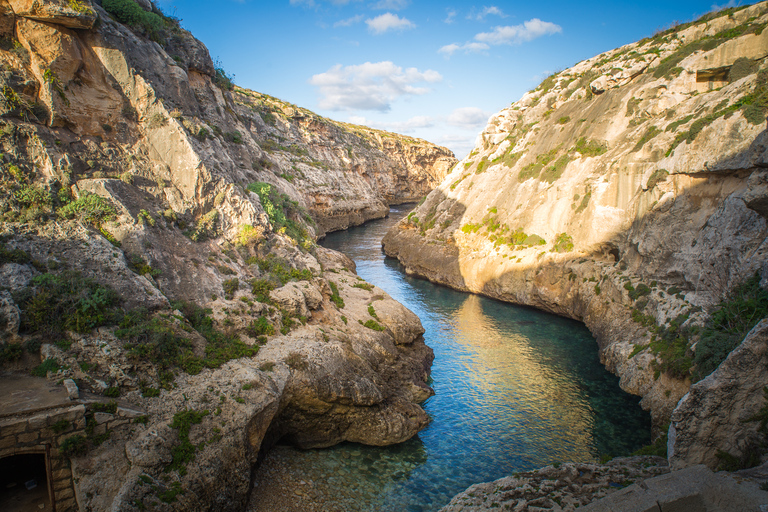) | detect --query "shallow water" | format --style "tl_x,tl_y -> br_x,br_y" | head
251,205 -> 651,511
